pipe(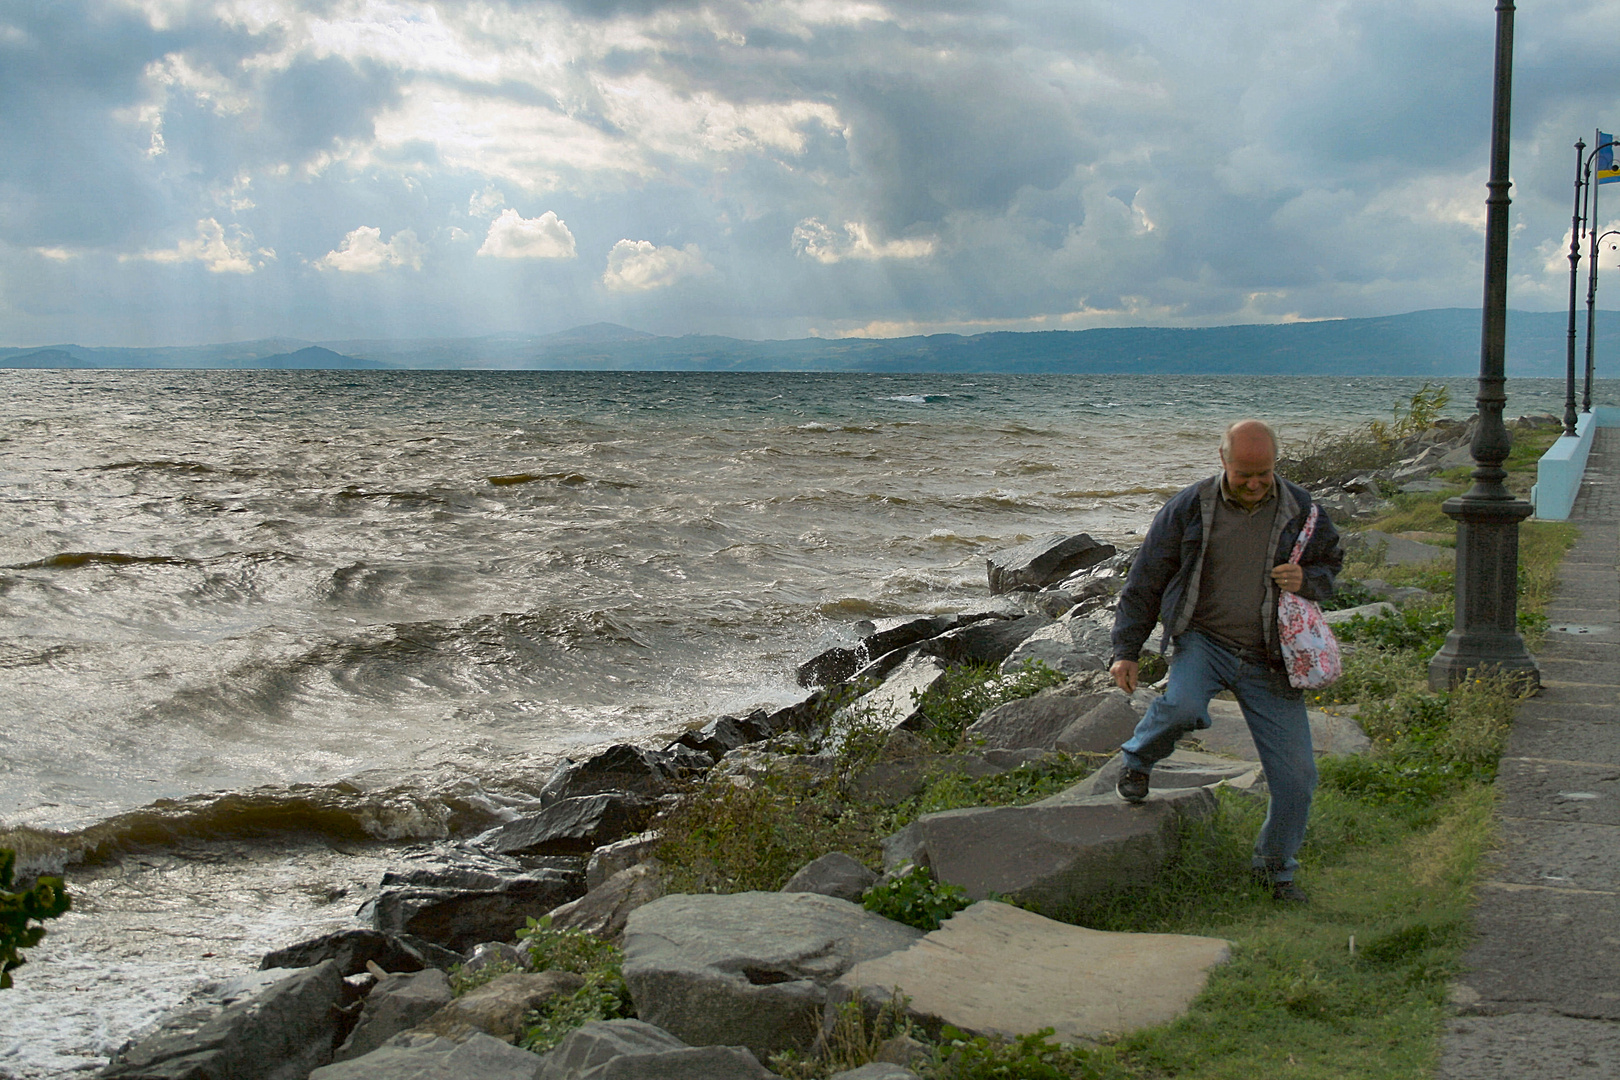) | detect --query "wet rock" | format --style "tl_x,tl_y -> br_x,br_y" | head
669,712 -> 773,760
309,1032 -> 547,1080
880,786 -> 1217,919
797,646 -> 864,688
536,1019 -> 780,1080
480,793 -> 659,858
538,744 -> 688,805
986,534 -> 1115,595
333,967 -> 454,1062
547,862 -> 669,942
621,892 -> 923,1059
261,929 -> 433,978
418,970 -> 585,1043
780,852 -> 879,904
102,960 -> 350,1080
831,901 -> 1231,1043
919,613 -> 1051,668
855,653 -> 952,730
367,848 -> 584,953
